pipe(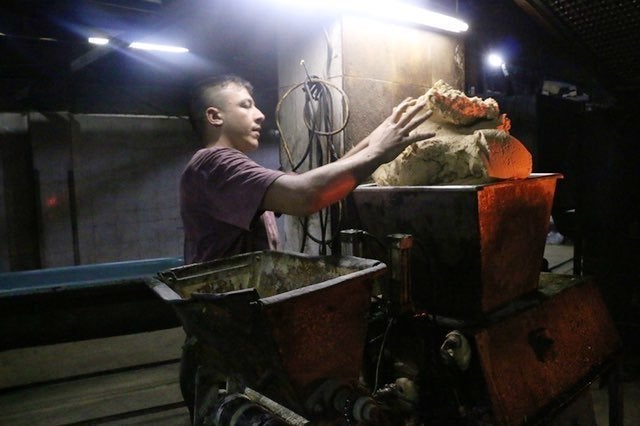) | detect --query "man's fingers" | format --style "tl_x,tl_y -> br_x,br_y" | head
389,98 -> 434,145
396,100 -> 428,127
400,108 -> 433,137
405,131 -> 436,144
391,97 -> 418,122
